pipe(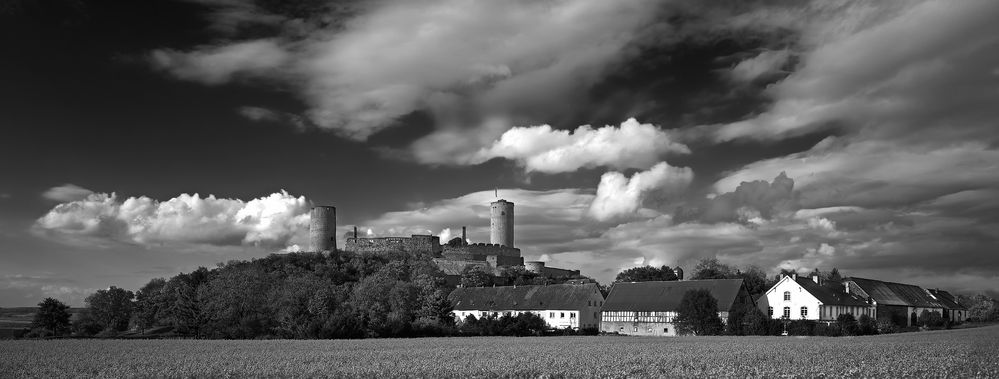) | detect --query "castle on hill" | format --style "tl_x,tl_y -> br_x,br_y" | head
306,199 -> 580,278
